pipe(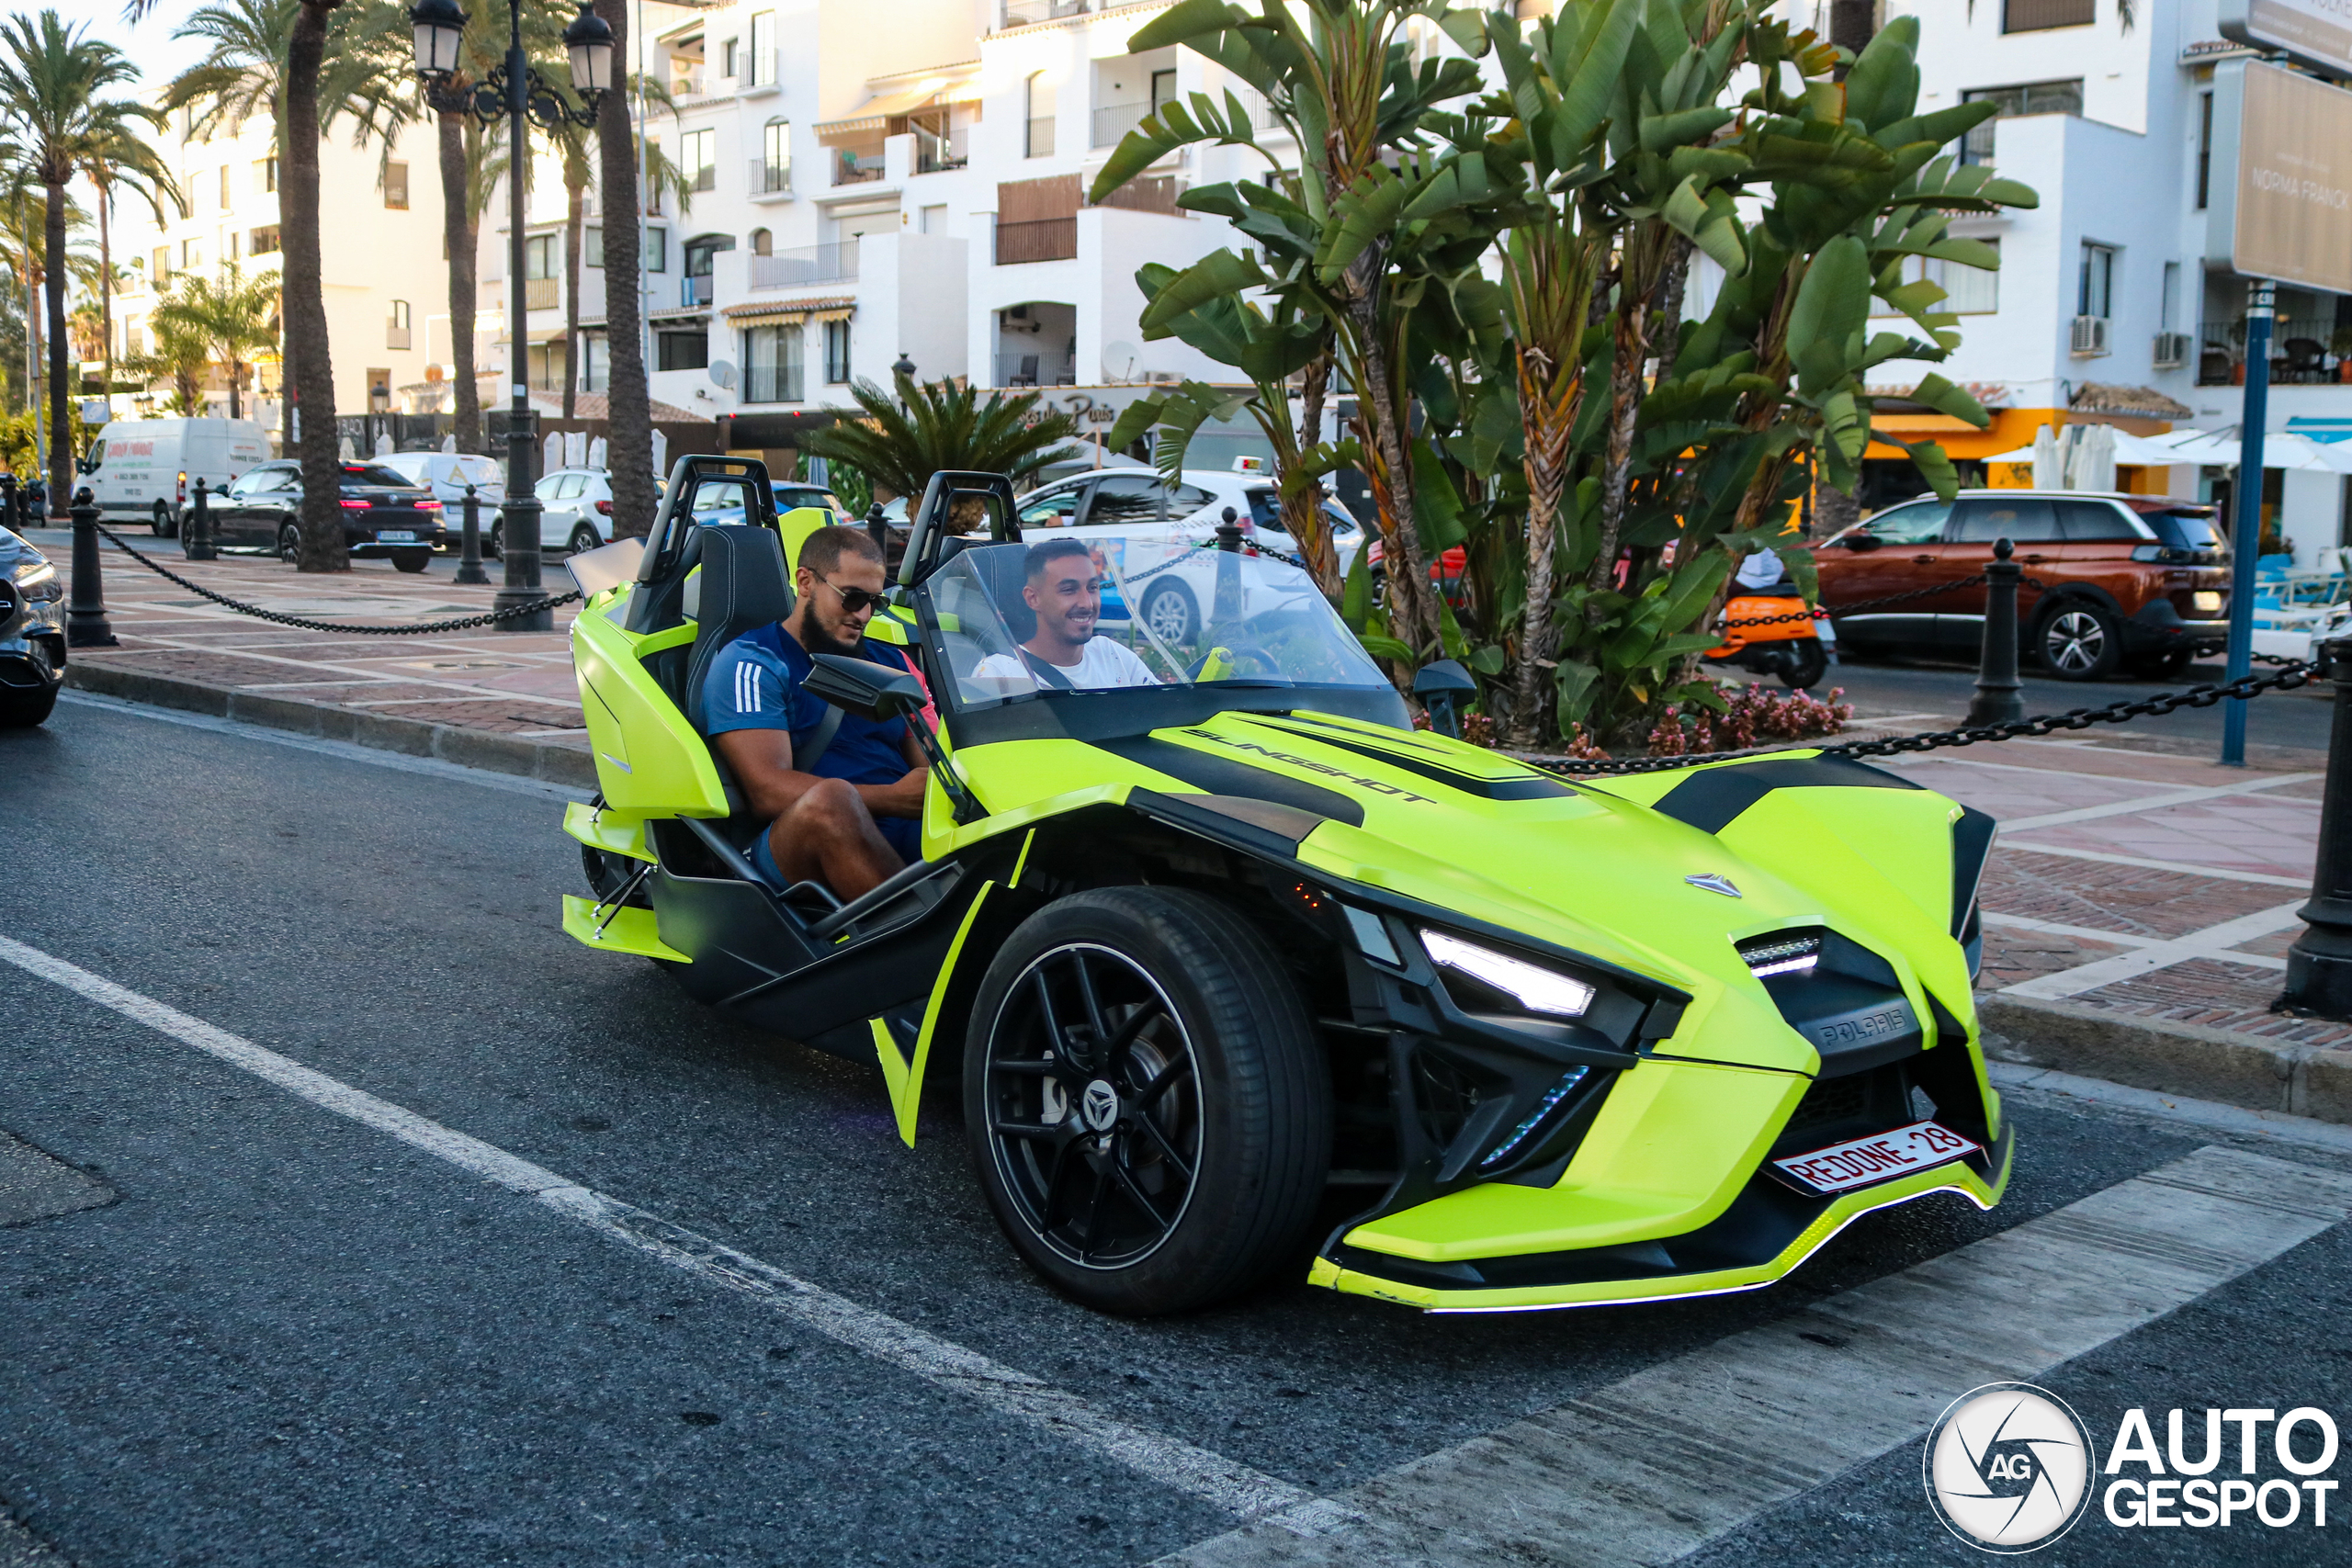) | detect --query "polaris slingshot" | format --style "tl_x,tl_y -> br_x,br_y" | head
560,458 -> 2009,1315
